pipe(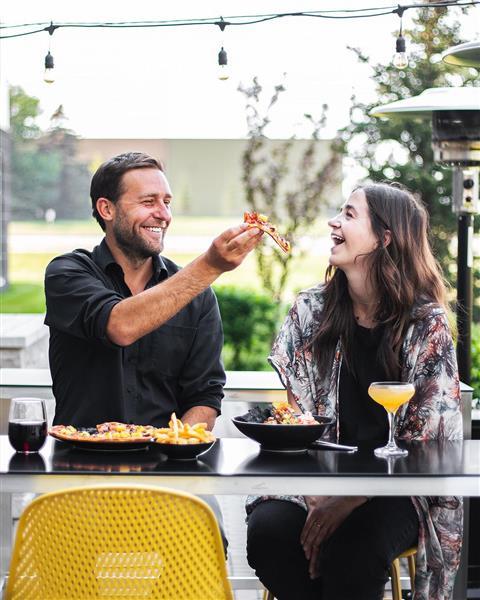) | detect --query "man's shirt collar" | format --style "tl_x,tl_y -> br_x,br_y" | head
94,238 -> 168,282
